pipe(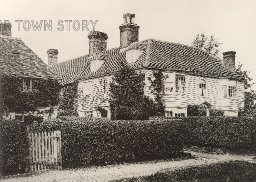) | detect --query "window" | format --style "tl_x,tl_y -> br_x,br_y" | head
165,111 -> 173,118
22,79 -> 32,91
199,79 -> 206,96
228,86 -> 236,97
176,75 -> 185,92
222,85 -> 227,98
175,113 -> 185,118
165,87 -> 173,93
221,85 -> 236,98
